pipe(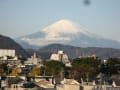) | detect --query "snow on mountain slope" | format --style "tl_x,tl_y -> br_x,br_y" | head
17,19 -> 120,49
19,19 -> 94,45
